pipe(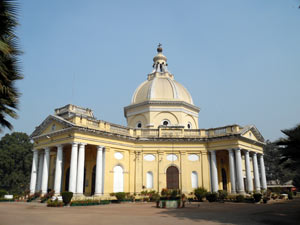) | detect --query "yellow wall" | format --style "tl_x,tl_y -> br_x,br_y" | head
34,116 -> 264,197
